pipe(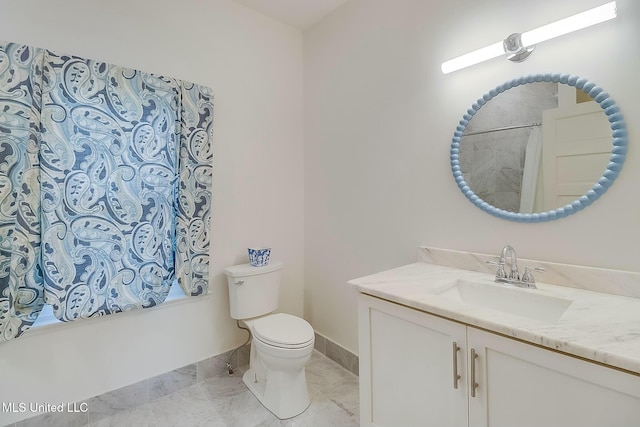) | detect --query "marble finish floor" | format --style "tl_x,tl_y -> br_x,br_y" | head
79,351 -> 358,427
